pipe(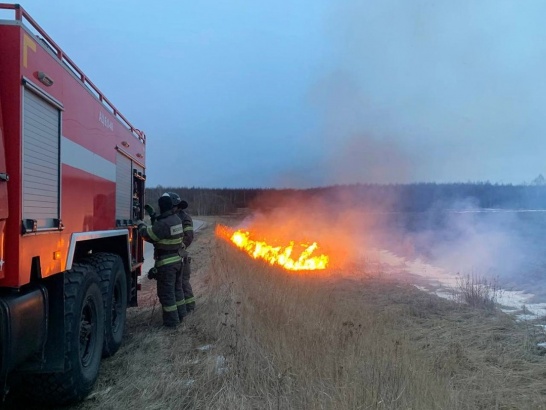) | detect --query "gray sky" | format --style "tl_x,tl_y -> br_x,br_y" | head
13,1 -> 546,188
